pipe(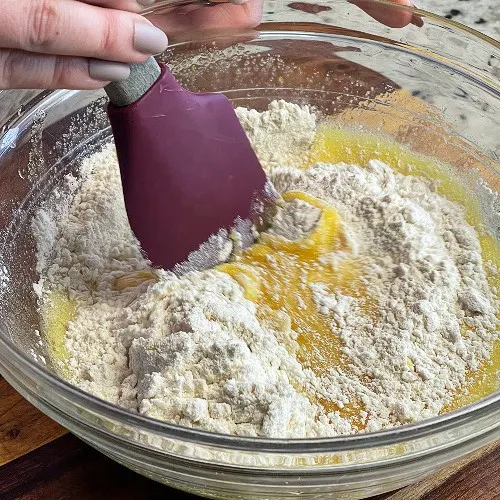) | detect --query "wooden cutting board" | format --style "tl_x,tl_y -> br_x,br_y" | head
0,375 -> 498,499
